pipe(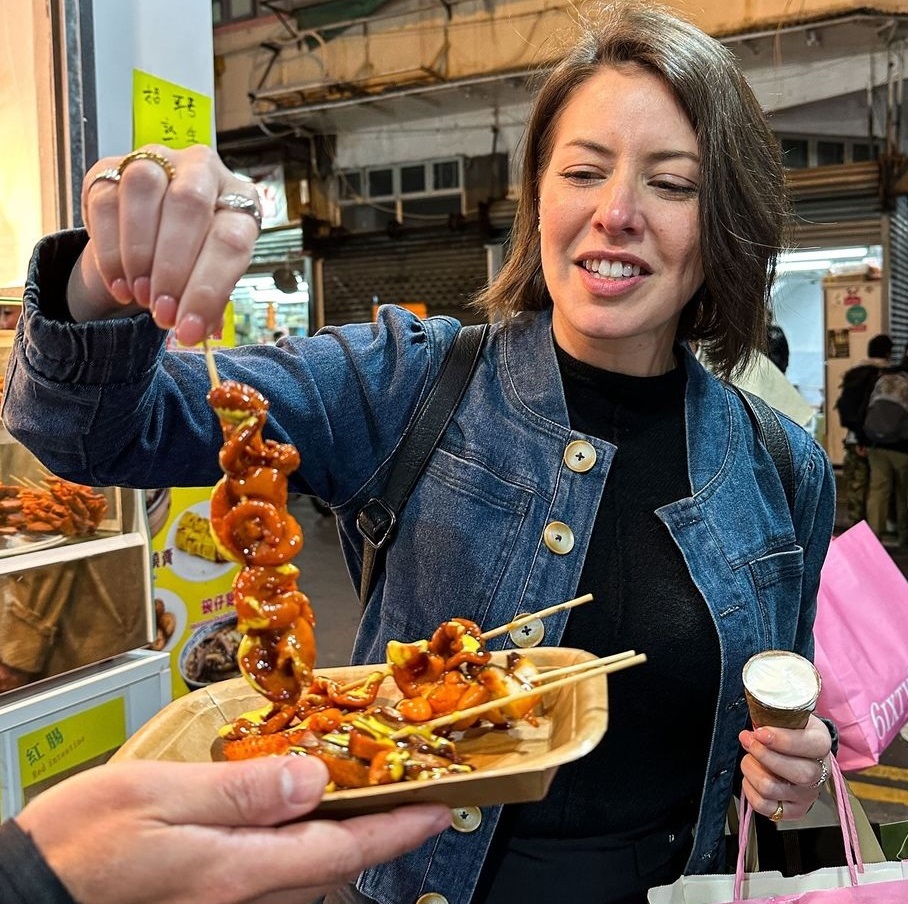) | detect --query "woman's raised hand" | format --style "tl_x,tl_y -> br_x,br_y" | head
73,144 -> 263,346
